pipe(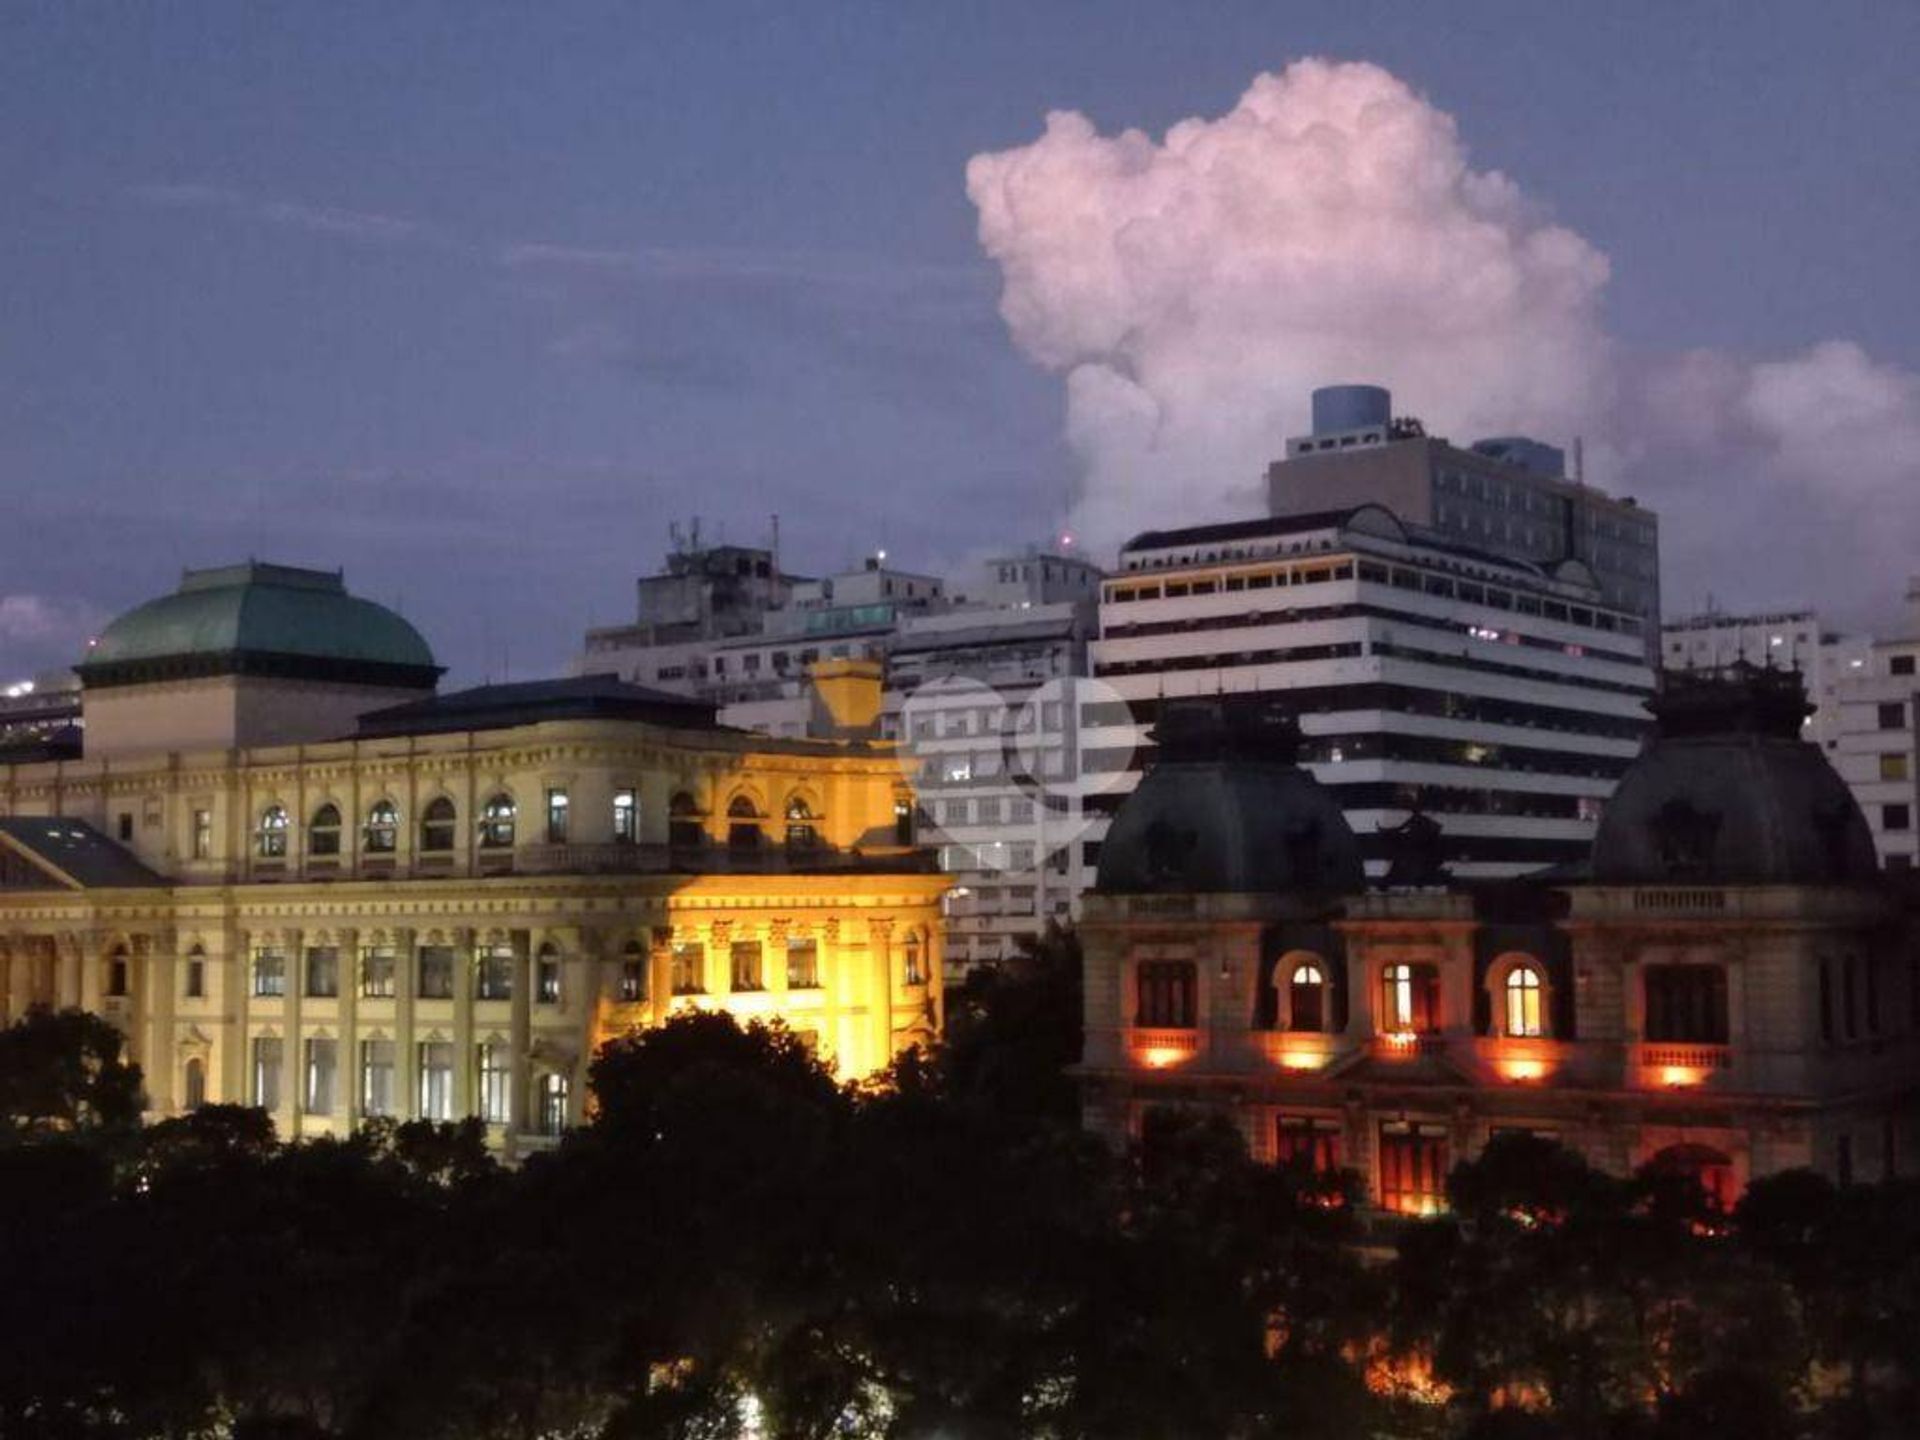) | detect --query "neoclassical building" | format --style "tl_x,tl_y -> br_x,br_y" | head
1082,671 -> 1919,1214
0,563 -> 945,1154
